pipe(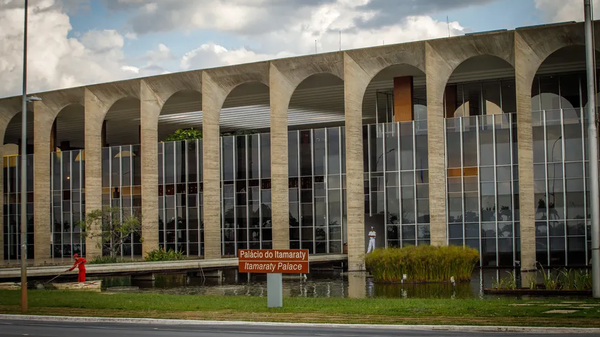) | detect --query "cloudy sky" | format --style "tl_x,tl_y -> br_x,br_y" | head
0,0 -> 596,98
